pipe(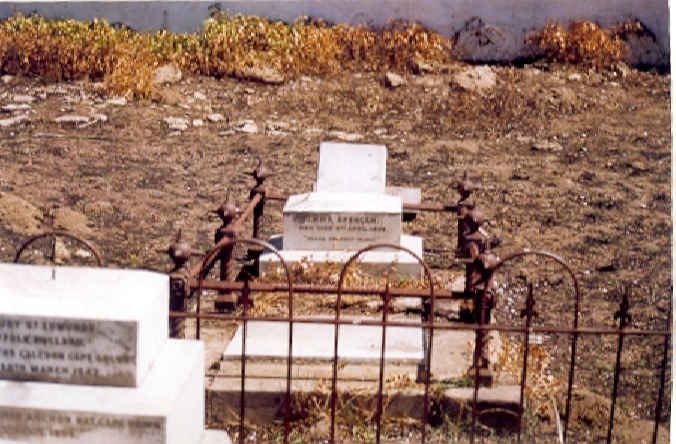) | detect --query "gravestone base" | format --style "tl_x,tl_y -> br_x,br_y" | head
0,339 -> 205,444
258,234 -> 424,279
